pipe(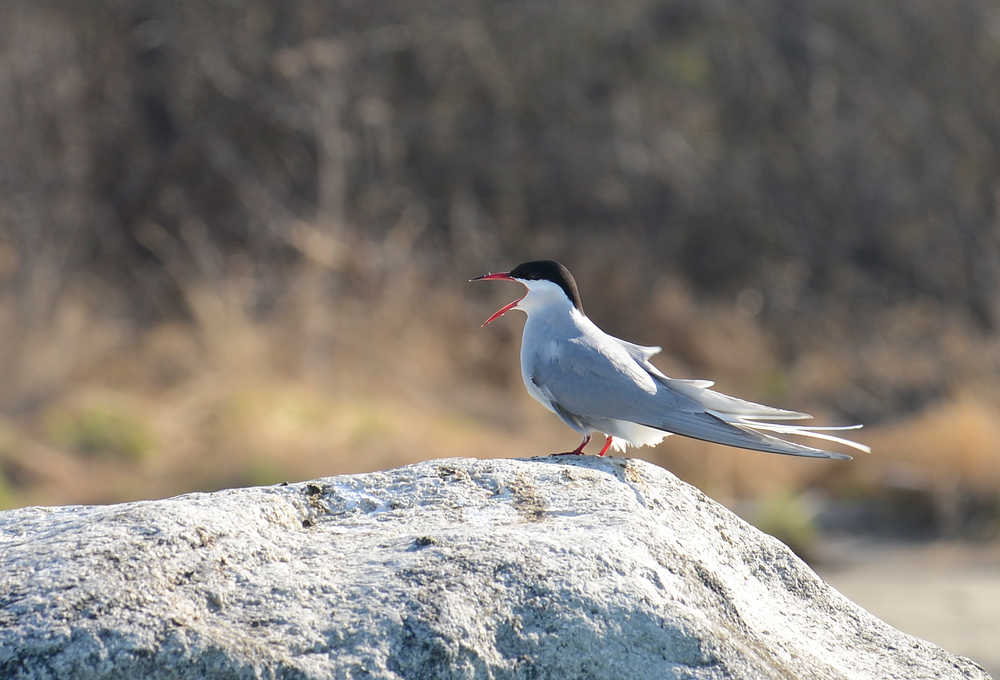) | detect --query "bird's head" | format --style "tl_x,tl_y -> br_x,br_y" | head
470,260 -> 583,327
